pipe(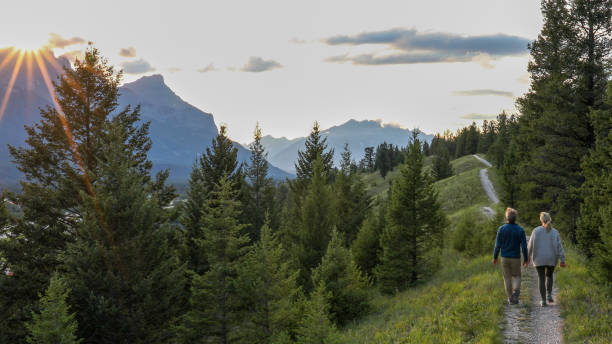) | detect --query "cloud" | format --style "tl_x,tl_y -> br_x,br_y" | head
47,33 -> 86,49
121,59 -> 155,74
452,89 -> 514,98
289,37 -> 307,44
323,28 -> 529,66
240,56 -> 283,72
197,63 -> 216,73
461,113 -> 498,120
119,47 -> 136,57
59,50 -> 84,63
